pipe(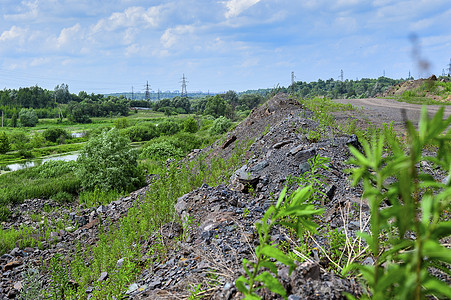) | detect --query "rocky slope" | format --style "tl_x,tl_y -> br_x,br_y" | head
1,93 -> 447,299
